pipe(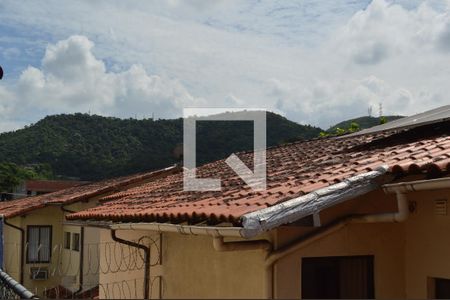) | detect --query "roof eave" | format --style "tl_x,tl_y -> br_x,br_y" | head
67,166 -> 389,239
